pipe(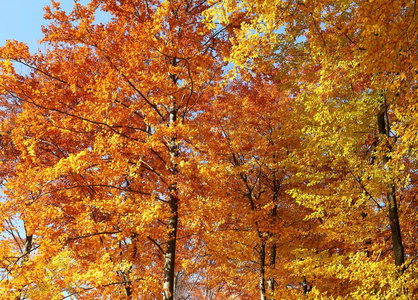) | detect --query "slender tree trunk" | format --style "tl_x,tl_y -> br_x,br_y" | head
163,103 -> 179,300
124,274 -> 133,300
268,178 -> 278,298
238,157 -> 268,300
259,242 -> 267,300
163,189 -> 178,300
386,183 -> 404,267
267,243 -> 276,297
23,234 -> 33,260
16,233 -> 33,300
377,101 -> 405,268
124,234 -> 138,299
